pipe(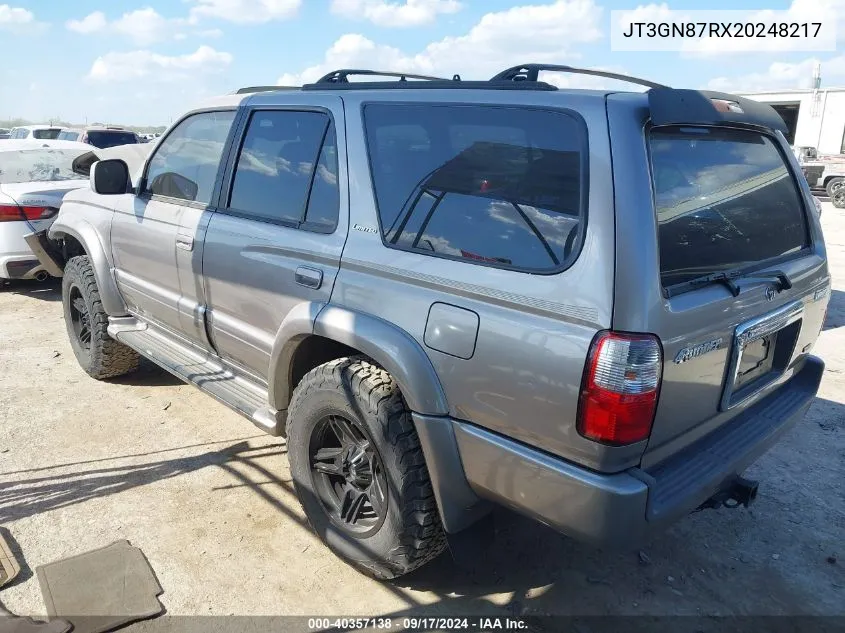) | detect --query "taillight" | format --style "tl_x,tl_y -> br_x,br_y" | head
0,205 -> 57,222
577,331 -> 663,445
